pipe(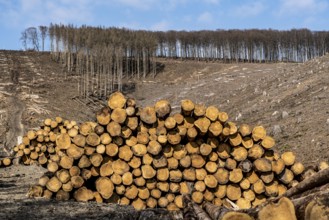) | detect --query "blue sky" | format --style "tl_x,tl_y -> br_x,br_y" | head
0,0 -> 328,50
